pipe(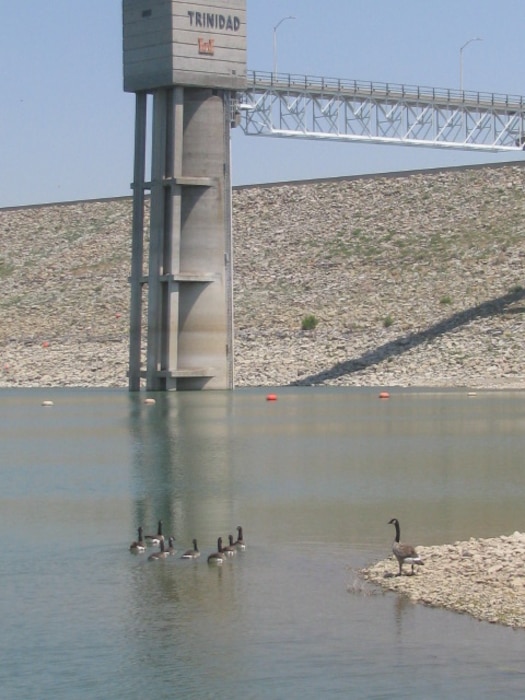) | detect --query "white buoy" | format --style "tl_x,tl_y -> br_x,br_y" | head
144,398 -> 156,405
41,400 -> 54,407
